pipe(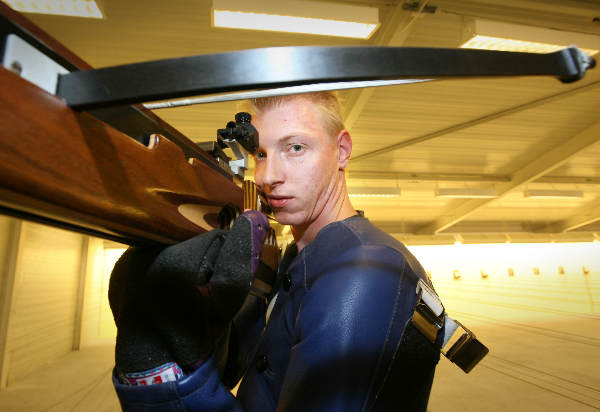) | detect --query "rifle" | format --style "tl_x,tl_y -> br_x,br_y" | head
1,3 -> 595,247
